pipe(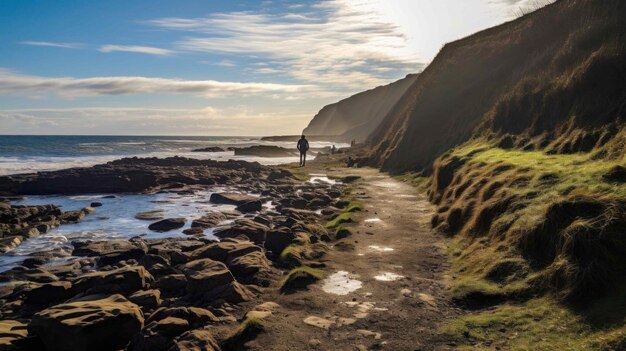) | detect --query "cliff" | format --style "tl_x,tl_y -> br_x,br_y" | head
366,0 -> 625,173
302,74 -> 418,142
